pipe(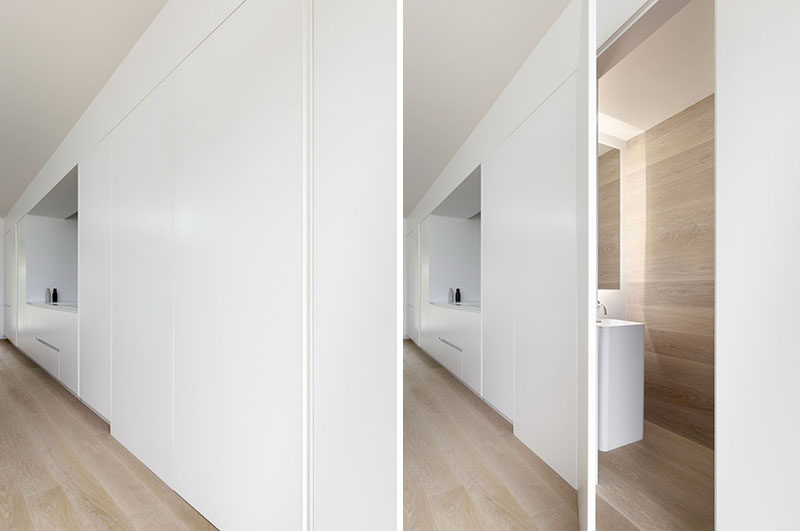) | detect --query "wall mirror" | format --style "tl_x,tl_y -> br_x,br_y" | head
598,143 -> 620,289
